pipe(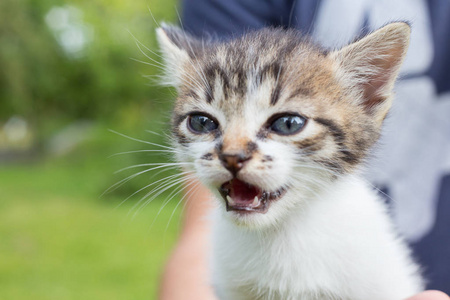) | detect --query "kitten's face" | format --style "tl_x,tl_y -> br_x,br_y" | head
157,24 -> 410,228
